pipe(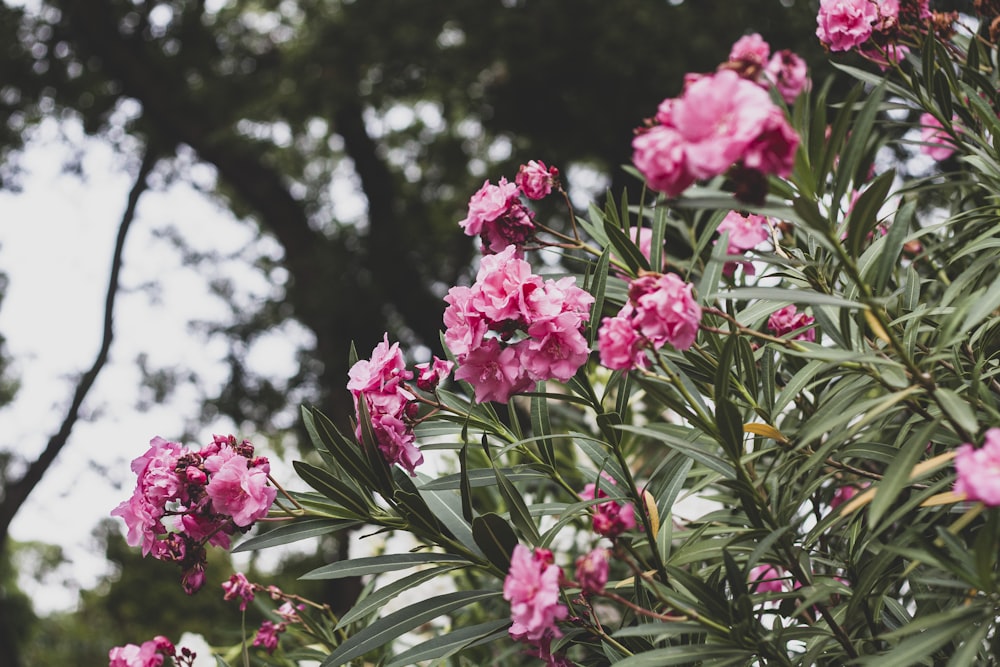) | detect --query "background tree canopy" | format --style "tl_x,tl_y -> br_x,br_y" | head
0,0 -> 852,663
